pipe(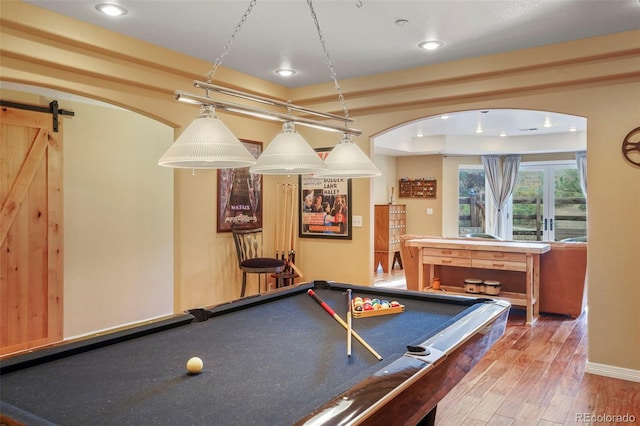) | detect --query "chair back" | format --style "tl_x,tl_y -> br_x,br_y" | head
232,227 -> 265,265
